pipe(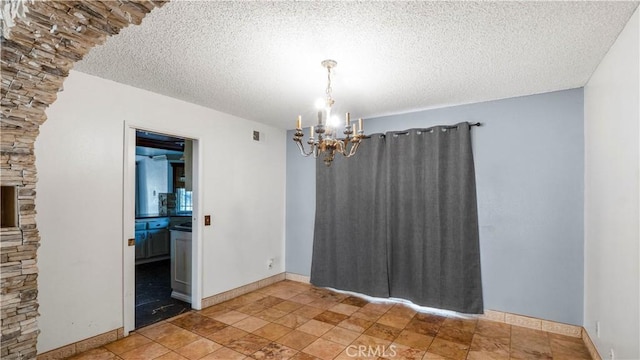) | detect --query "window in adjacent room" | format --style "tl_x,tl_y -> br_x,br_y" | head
176,188 -> 192,213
